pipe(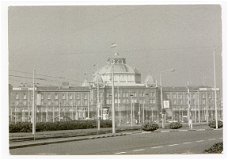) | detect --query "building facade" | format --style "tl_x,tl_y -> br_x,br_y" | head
9,54 -> 223,125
